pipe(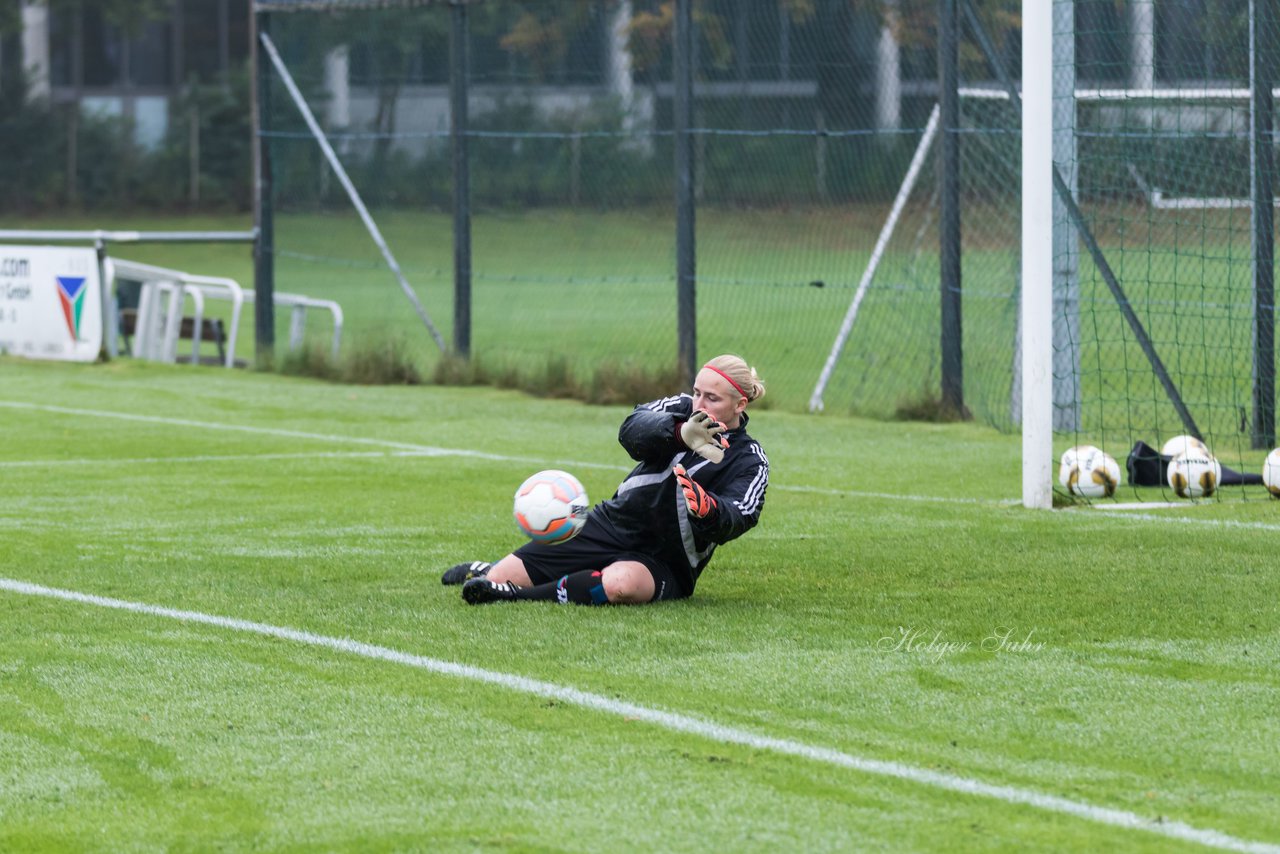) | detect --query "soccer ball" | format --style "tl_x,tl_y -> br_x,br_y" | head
1262,448 -> 1280,498
513,470 -> 589,544
1058,445 -> 1100,490
1167,452 -> 1221,499
1161,434 -> 1211,459
1060,446 -> 1120,498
